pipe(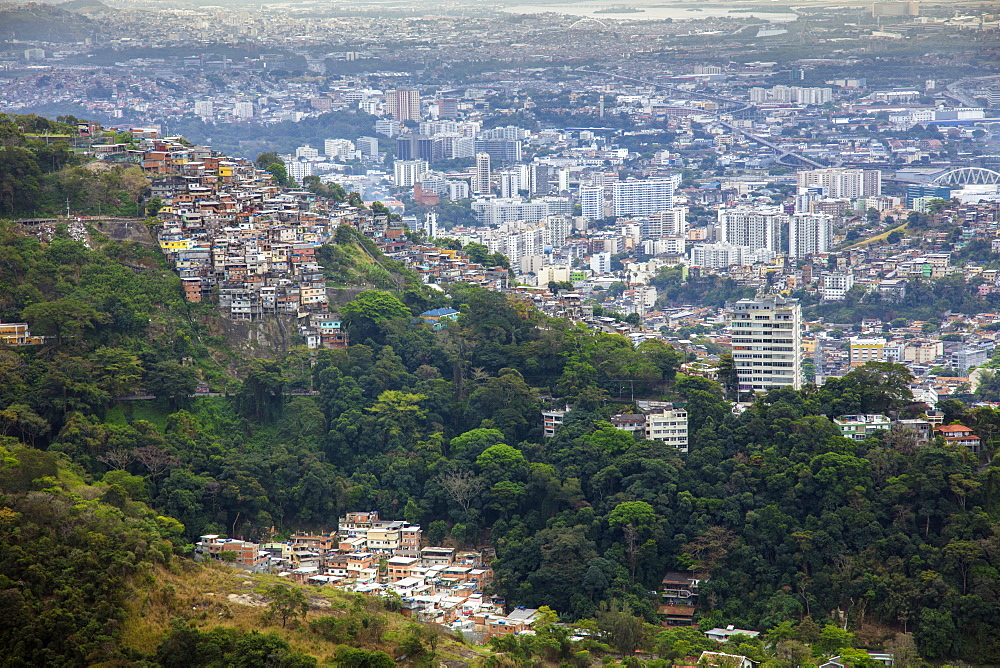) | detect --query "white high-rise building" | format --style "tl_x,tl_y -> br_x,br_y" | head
659,207 -> 688,237
579,186 -> 604,221
296,145 -> 320,159
447,180 -> 469,200
394,159 -> 429,188
375,119 -> 400,137
690,243 -> 775,268
640,207 -> 688,239
194,100 -> 214,118
471,197 -> 570,226
357,136 -> 379,157
591,252 -> 612,275
233,101 -> 254,119
749,86 -> 833,105
789,213 -> 833,259
728,297 -> 802,394
453,137 -> 476,158
323,139 -> 356,160
498,170 -> 520,198
557,167 -> 570,194
285,160 -> 312,185
515,164 -> 531,193
473,153 -> 491,195
544,215 -> 573,248
612,177 -> 677,217
390,88 -> 421,122
796,168 -> 881,199
820,272 -> 854,301
717,206 -> 787,252
420,212 -> 438,239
